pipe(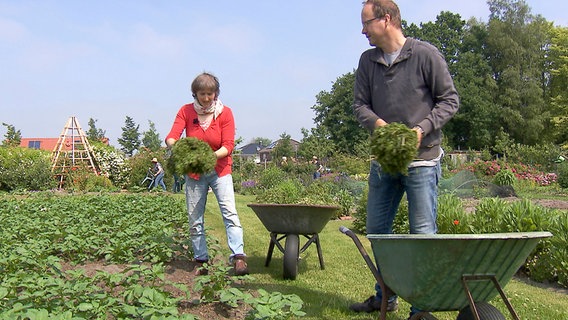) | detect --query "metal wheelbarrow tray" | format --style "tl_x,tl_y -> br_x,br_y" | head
248,203 -> 339,280
342,227 -> 552,320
